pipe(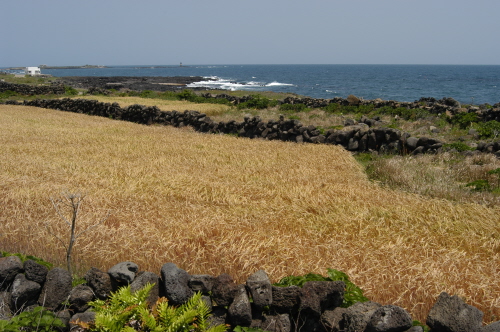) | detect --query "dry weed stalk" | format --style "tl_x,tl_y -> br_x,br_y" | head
47,192 -> 109,275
